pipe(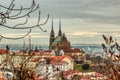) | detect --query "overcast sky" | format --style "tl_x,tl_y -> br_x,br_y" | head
0,0 -> 120,45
